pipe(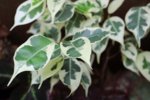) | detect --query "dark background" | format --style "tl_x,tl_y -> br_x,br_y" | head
0,0 -> 150,100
